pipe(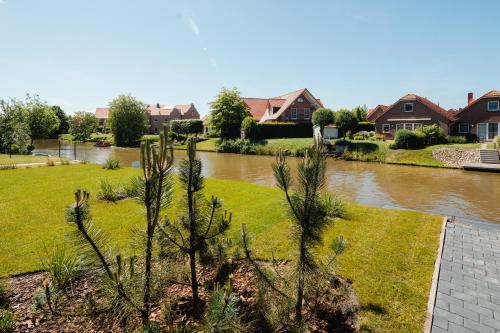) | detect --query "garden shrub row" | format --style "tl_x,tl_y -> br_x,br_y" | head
170,119 -> 203,134
256,122 -> 313,139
